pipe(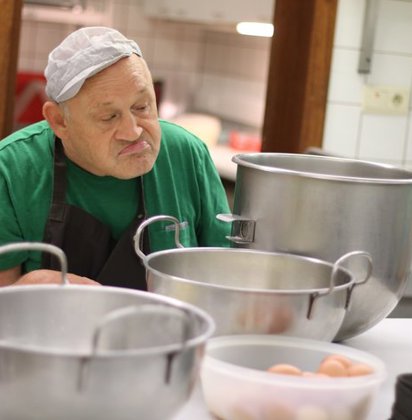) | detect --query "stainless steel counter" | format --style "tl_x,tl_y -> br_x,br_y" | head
173,318 -> 412,420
